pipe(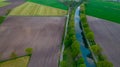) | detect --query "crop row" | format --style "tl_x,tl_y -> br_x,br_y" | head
9,2 -> 67,16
